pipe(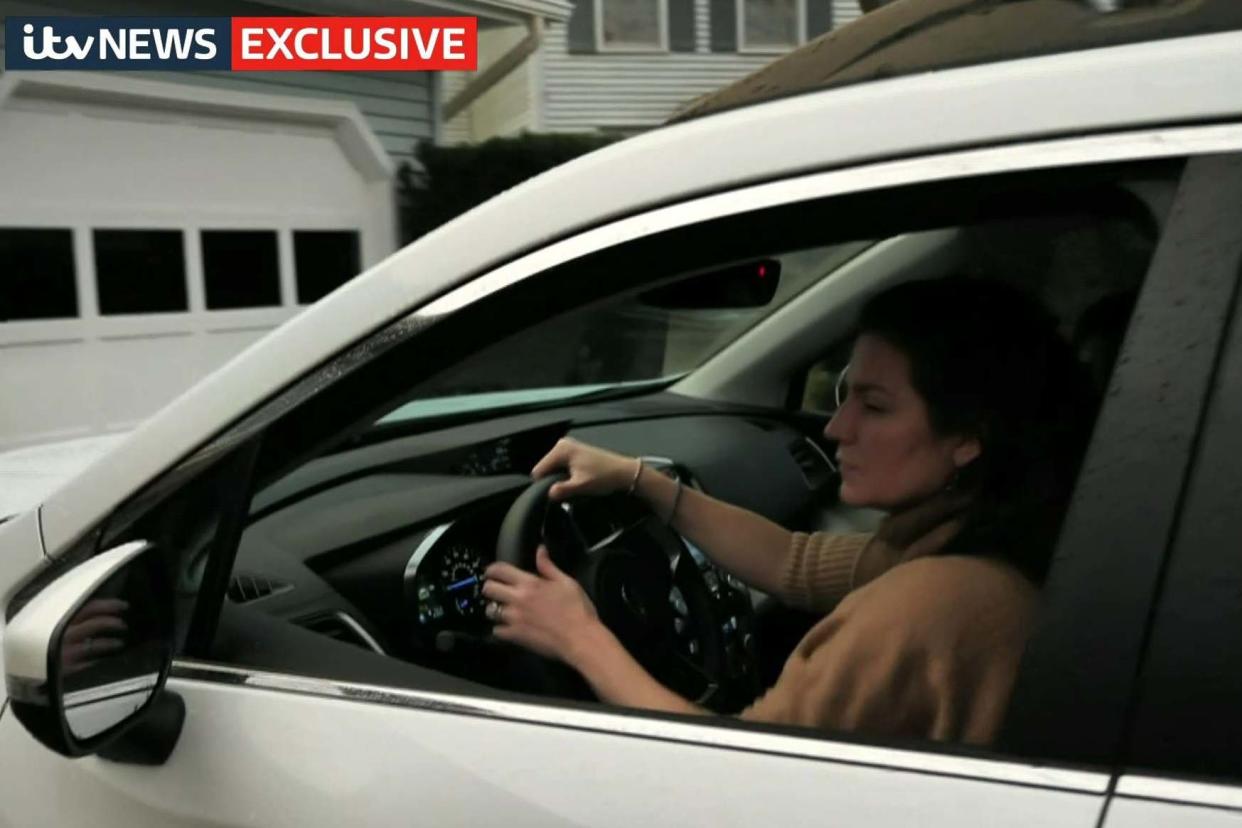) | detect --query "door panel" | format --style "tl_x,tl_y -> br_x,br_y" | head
0,675 -> 1107,827
1106,799 -> 1242,828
